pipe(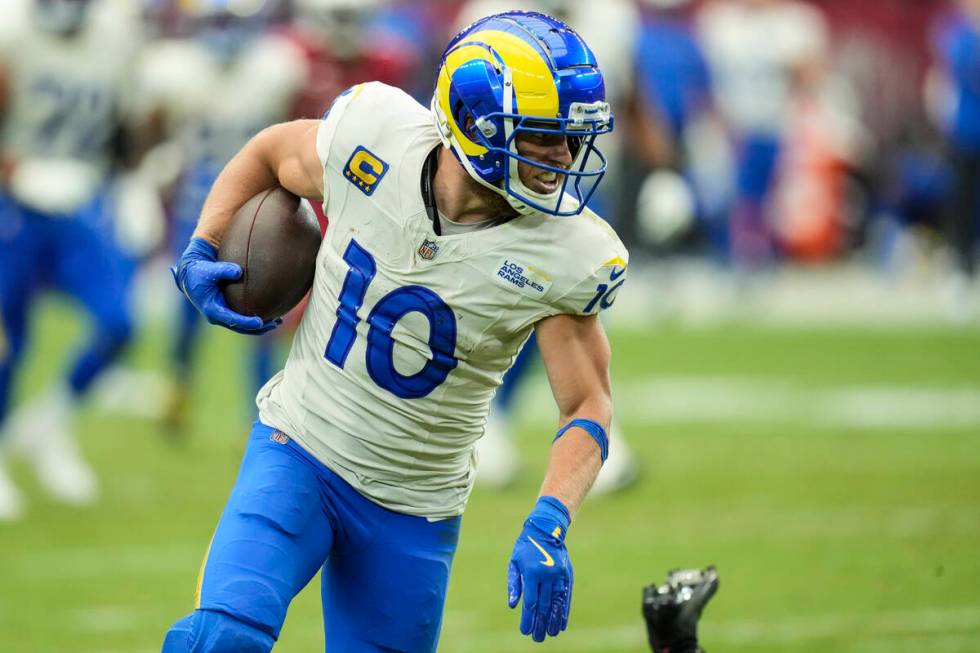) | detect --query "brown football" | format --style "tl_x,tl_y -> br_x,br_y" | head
218,187 -> 322,321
